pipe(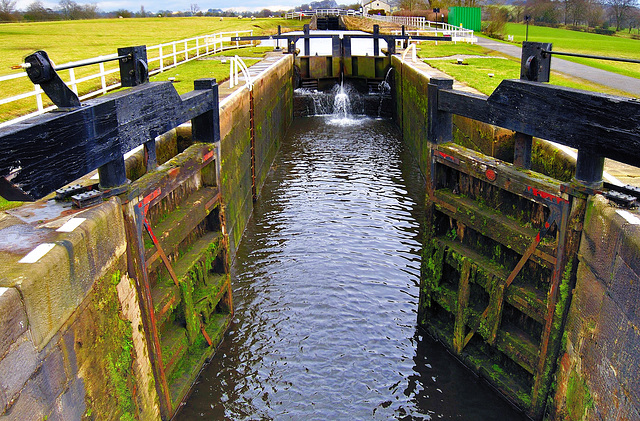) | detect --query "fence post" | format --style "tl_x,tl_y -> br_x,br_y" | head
99,62 -> 107,94
520,41 -> 552,82
35,84 -> 43,111
427,78 -> 453,144
229,57 -> 234,88
118,46 -> 148,87
159,45 -> 164,72
513,132 -> 532,169
117,45 -> 153,176
172,43 -> 177,67
373,24 -> 379,56
97,155 -> 128,190
513,42 -> 552,169
401,25 -> 406,48
69,68 -> 78,95
303,24 -> 310,56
